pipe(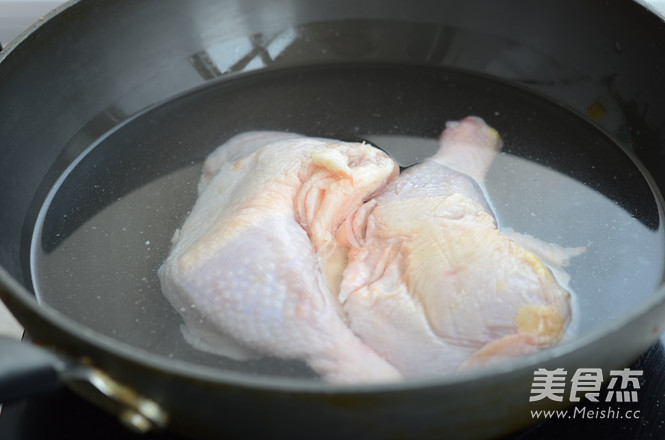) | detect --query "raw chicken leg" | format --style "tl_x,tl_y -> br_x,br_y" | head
338,117 -> 575,377
158,132 -> 401,383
